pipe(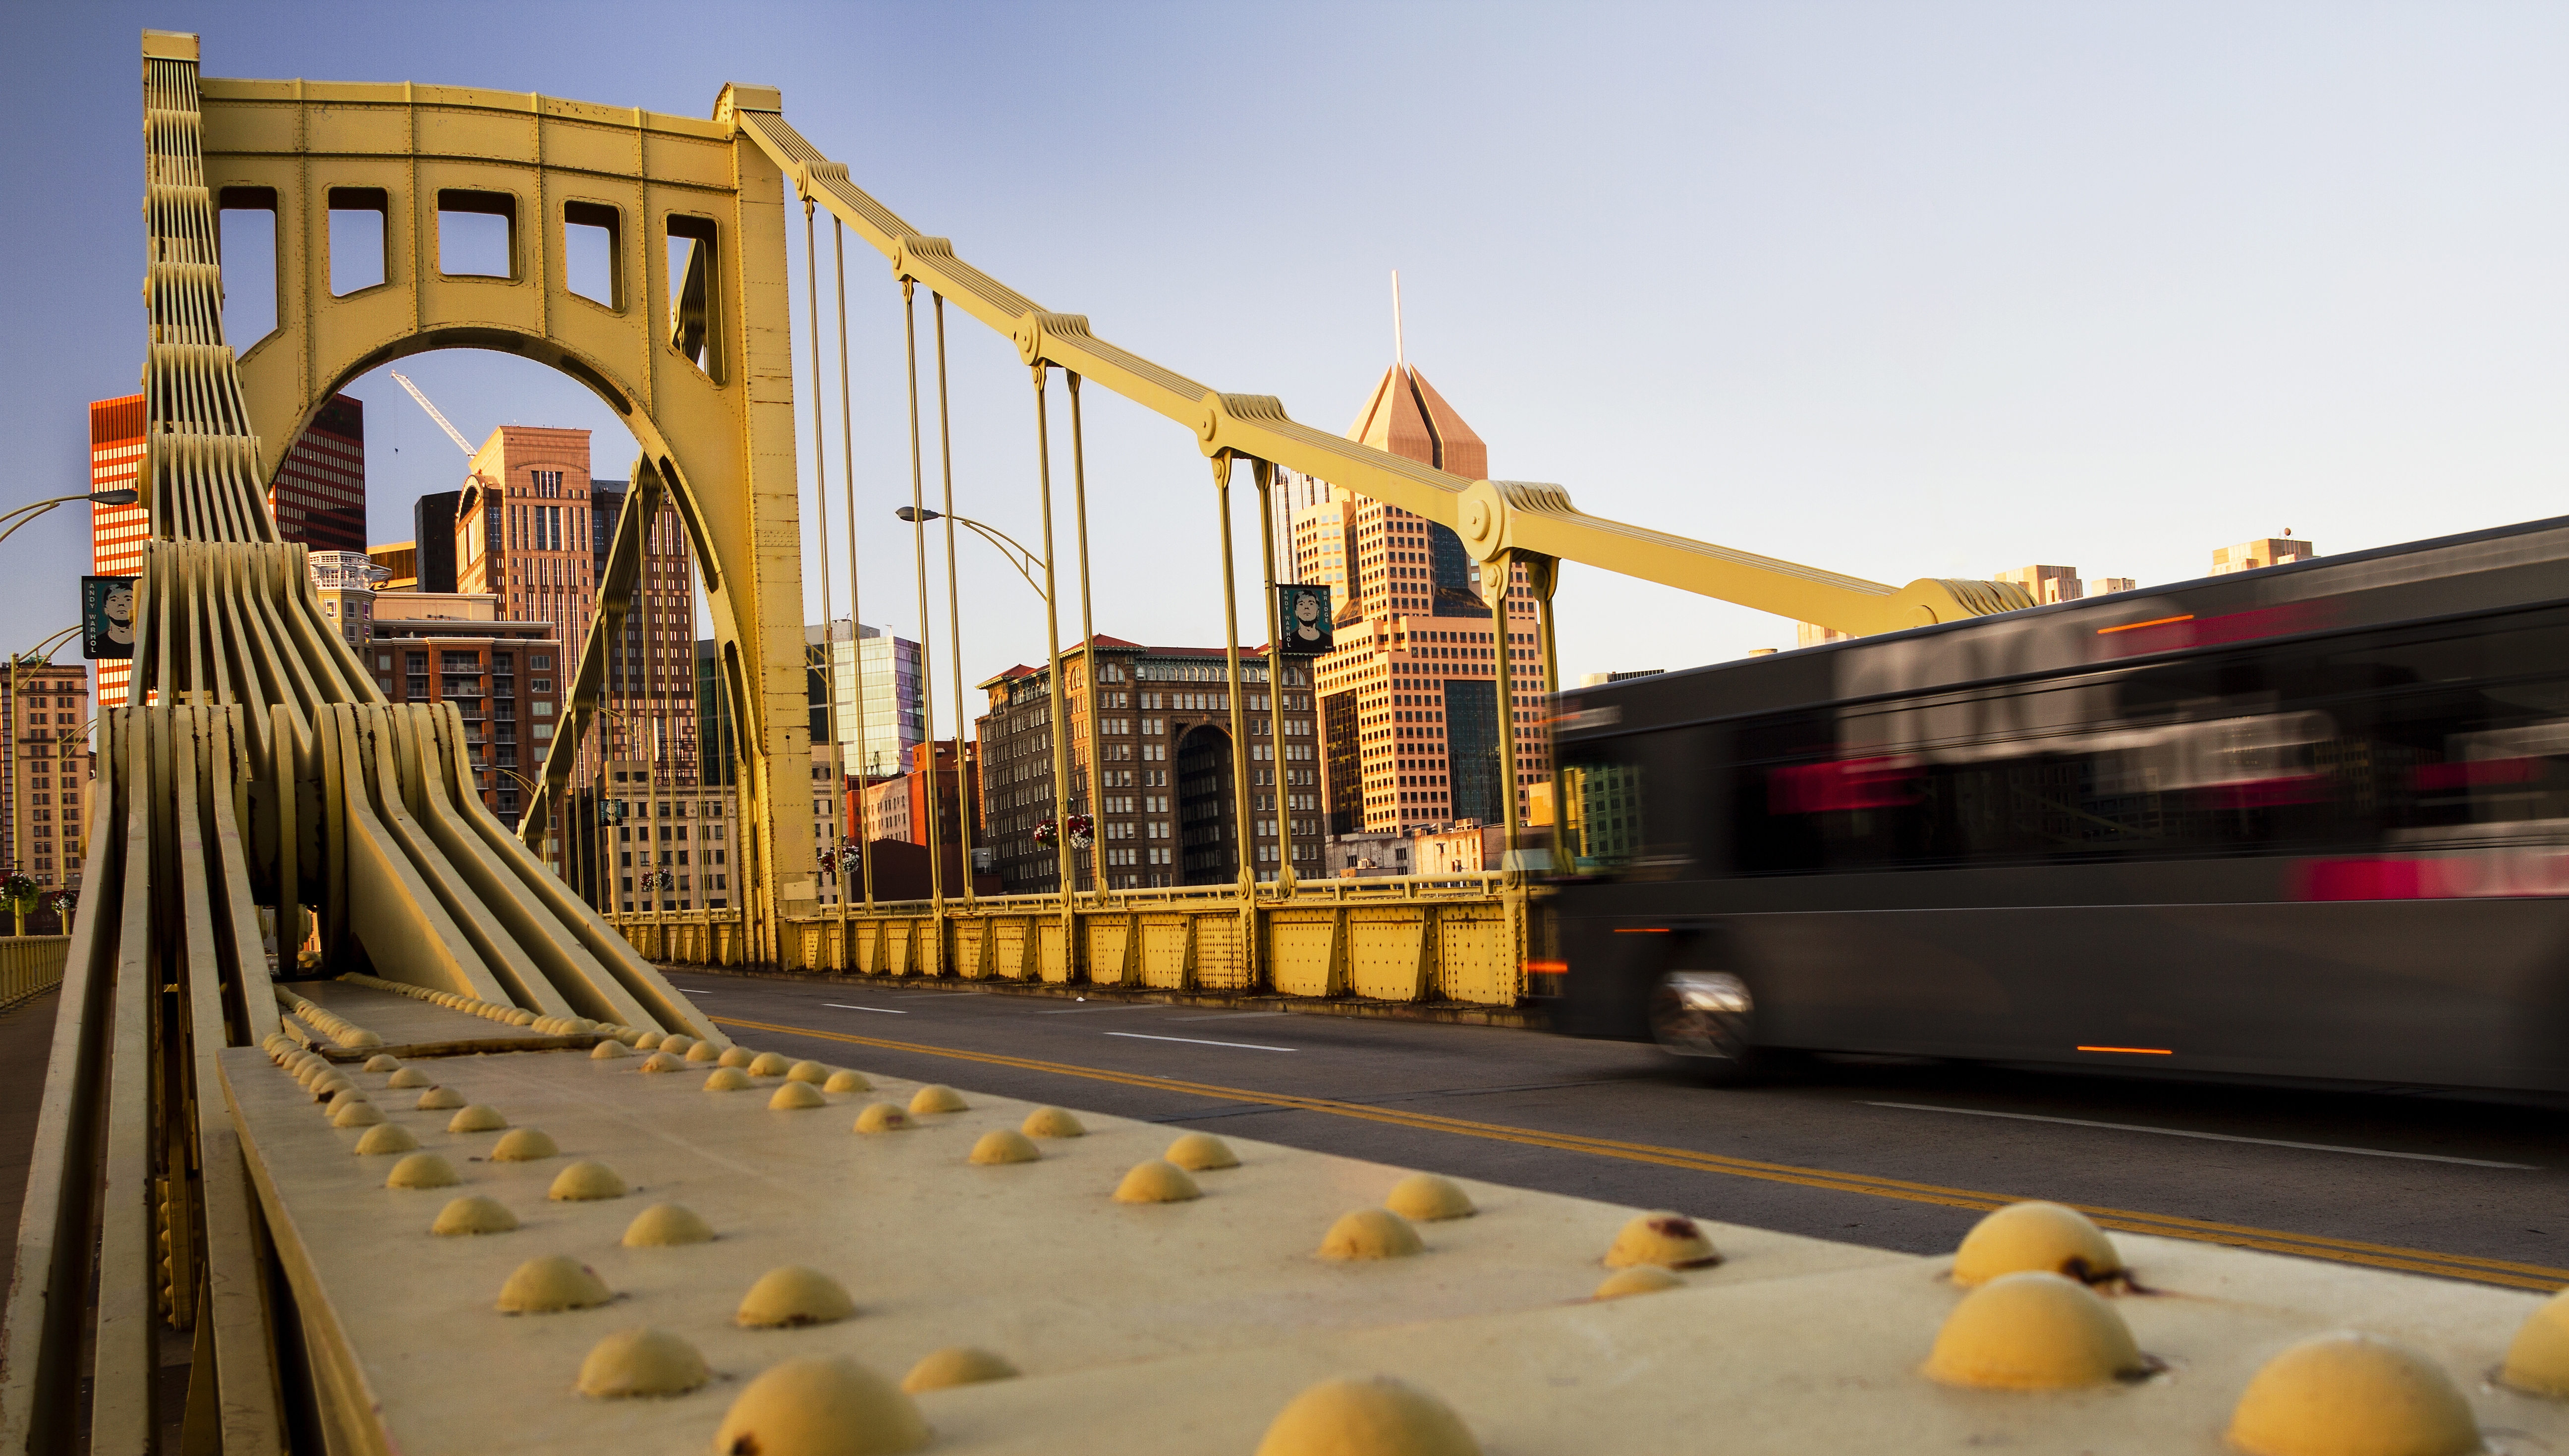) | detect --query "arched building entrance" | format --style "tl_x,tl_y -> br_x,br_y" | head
1176,725 -> 1237,886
